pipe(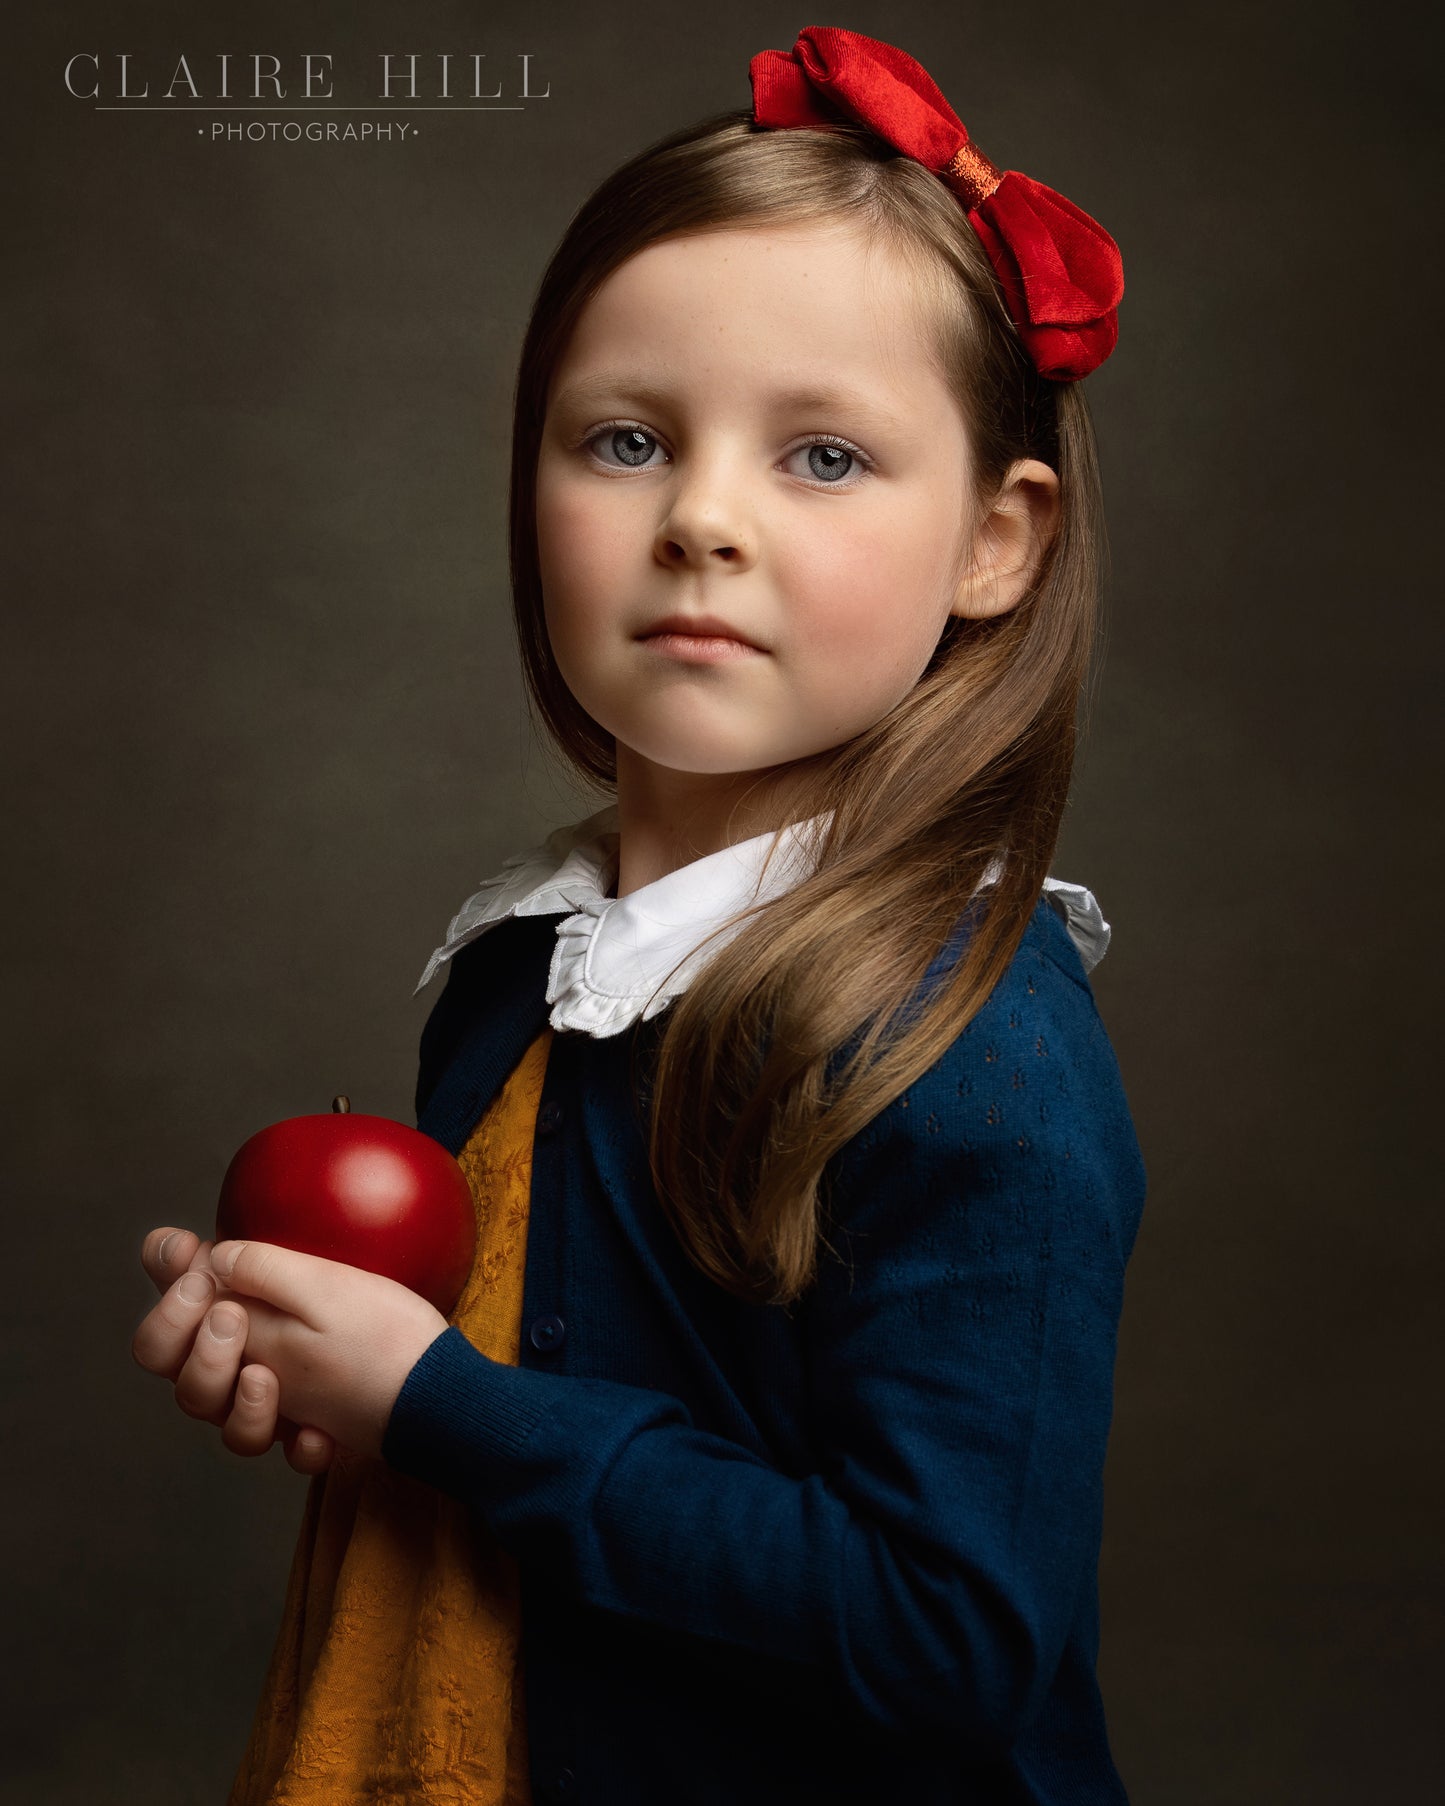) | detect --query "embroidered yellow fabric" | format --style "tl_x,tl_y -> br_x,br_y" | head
226,1025 -> 555,1805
